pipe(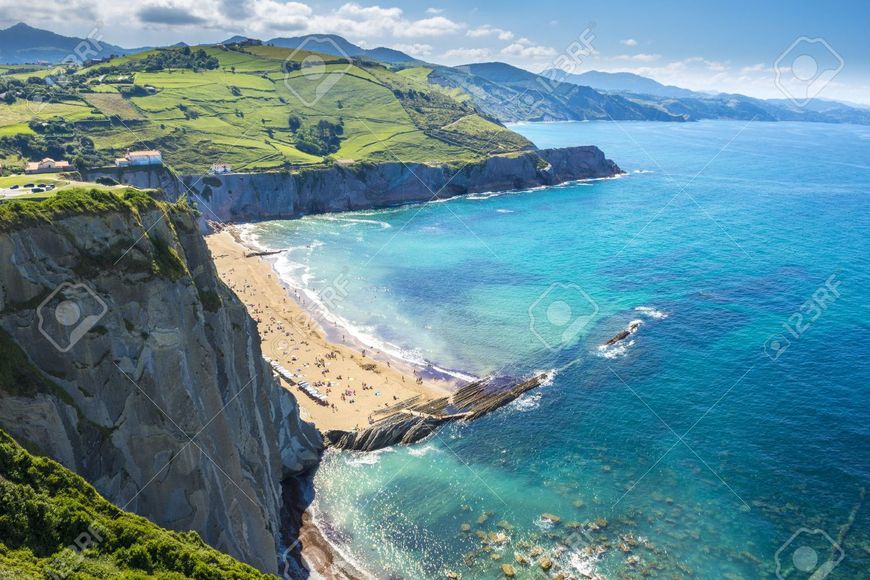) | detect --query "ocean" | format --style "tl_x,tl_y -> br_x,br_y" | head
245,120 -> 870,578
